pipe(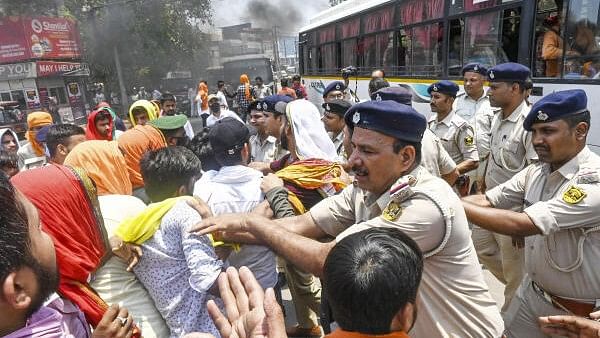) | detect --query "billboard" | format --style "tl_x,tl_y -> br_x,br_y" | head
0,16 -> 82,63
